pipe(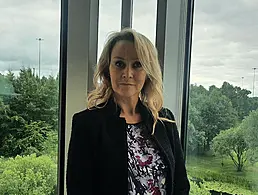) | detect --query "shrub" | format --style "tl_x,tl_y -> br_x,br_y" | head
189,180 -> 210,195
0,154 -> 57,195
189,176 -> 255,195
187,167 -> 252,190
204,181 -> 254,195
